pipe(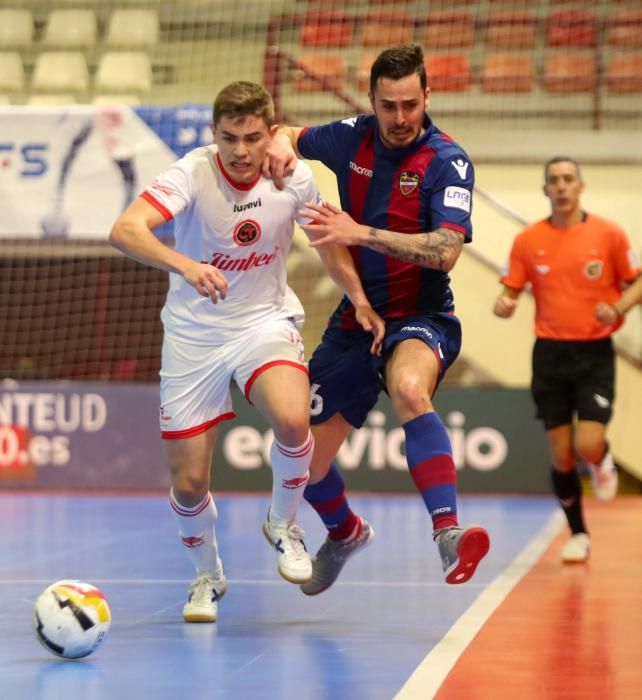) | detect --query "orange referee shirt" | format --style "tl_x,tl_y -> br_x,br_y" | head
501,213 -> 641,340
